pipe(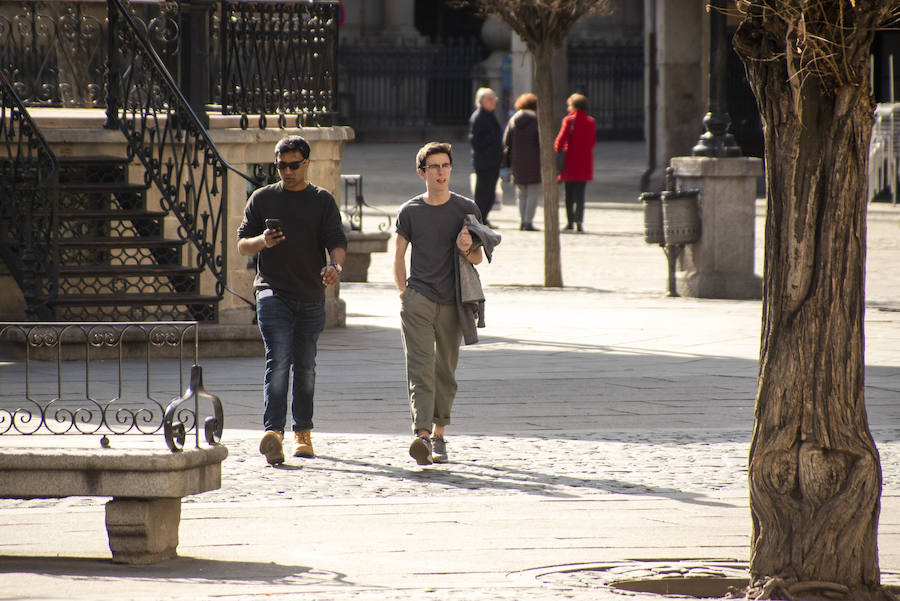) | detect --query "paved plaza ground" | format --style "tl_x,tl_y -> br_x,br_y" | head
3,141 -> 900,600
